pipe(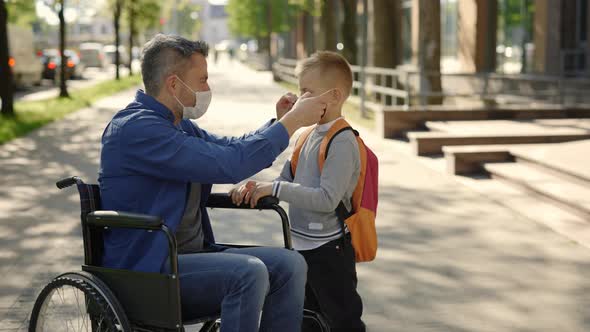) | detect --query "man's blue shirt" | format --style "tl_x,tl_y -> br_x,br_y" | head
99,90 -> 289,272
